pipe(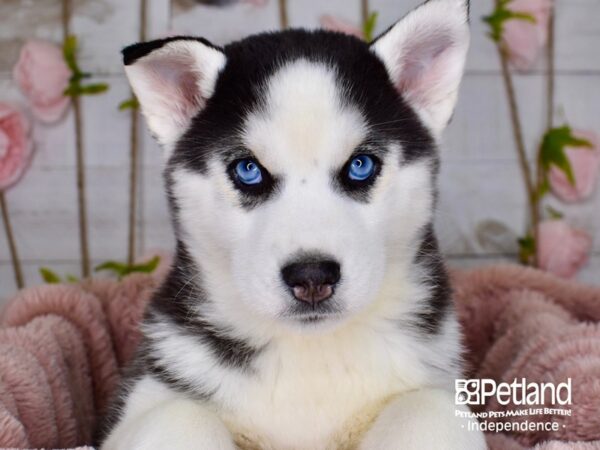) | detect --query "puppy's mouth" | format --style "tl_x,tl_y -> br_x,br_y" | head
283,299 -> 342,324
296,313 -> 334,324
